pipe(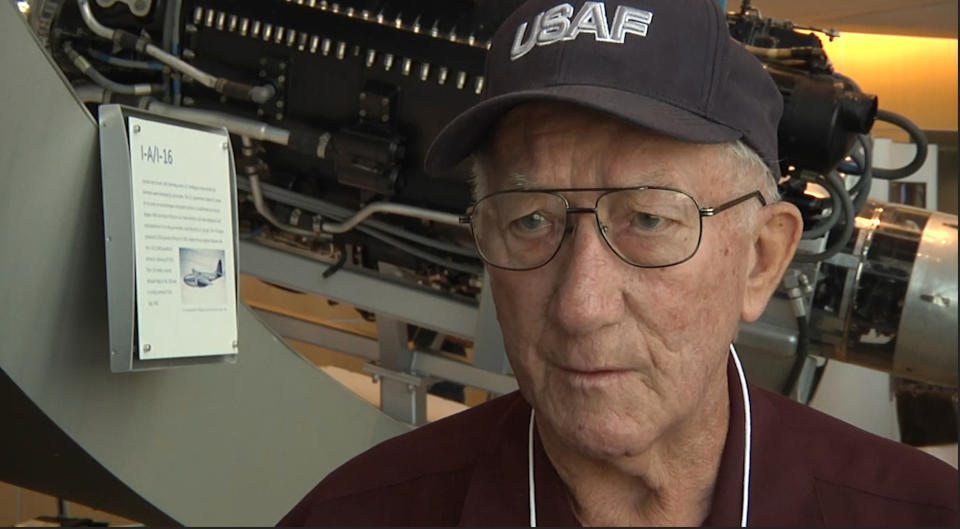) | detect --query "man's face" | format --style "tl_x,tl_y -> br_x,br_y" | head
483,102 -> 759,460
